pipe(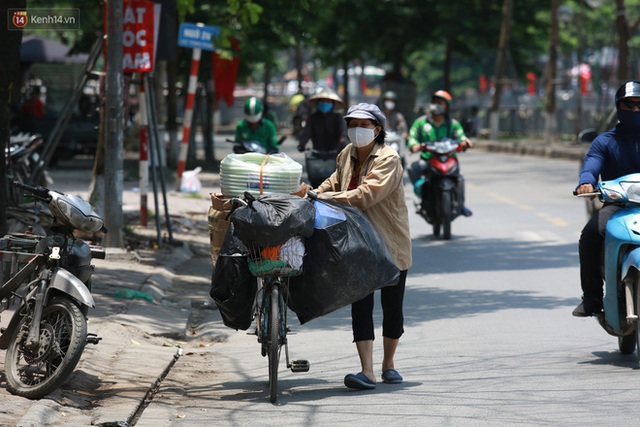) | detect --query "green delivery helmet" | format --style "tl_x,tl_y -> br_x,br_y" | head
244,97 -> 264,123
